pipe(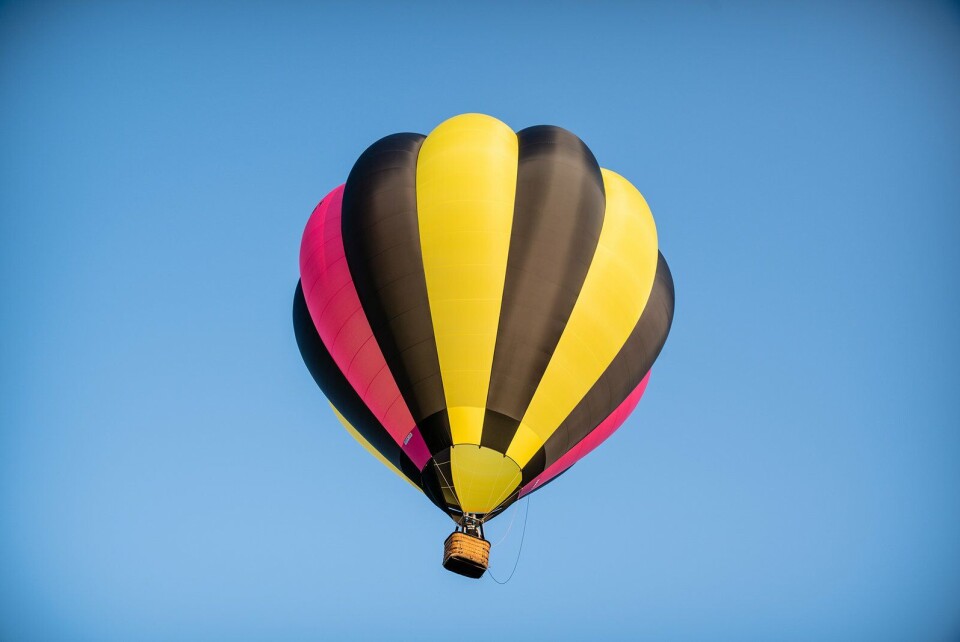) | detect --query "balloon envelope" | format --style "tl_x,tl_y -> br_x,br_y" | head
295,113 -> 674,522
